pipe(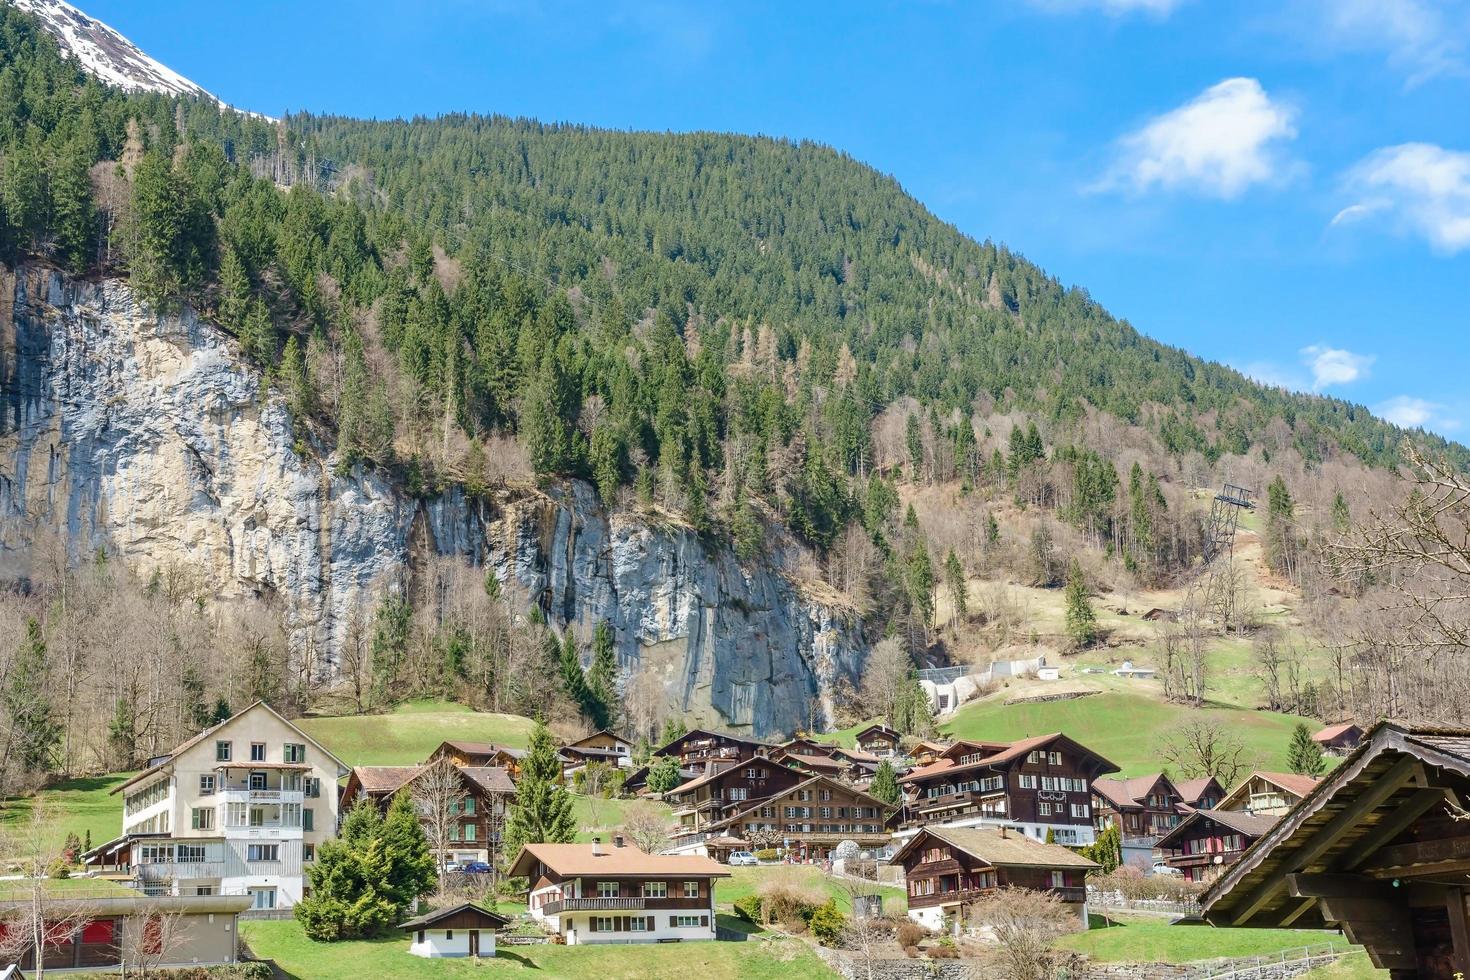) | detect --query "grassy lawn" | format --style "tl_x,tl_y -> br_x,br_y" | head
569,794 -> 670,843
1300,952 -> 1386,978
0,772 -> 133,851
299,701 -> 536,767
715,865 -> 907,916
1056,913 -> 1357,962
241,918 -> 834,979
0,877 -> 137,900
944,690 -> 1321,776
